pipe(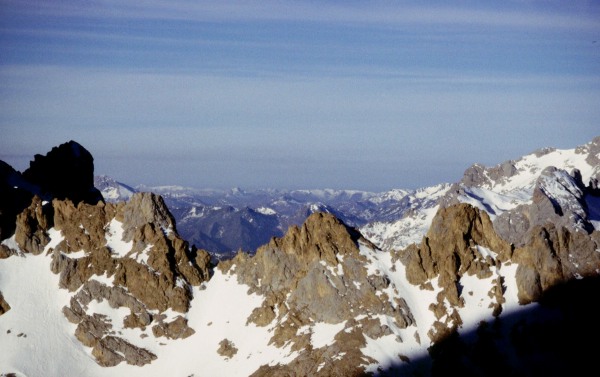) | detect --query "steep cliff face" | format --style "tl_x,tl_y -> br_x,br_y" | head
0,161 -> 34,241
